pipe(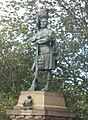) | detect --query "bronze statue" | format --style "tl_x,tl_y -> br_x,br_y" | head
22,96 -> 32,110
29,9 -> 57,91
